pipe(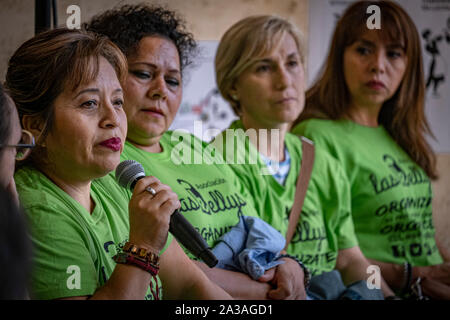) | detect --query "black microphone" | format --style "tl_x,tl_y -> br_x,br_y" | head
115,160 -> 218,268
